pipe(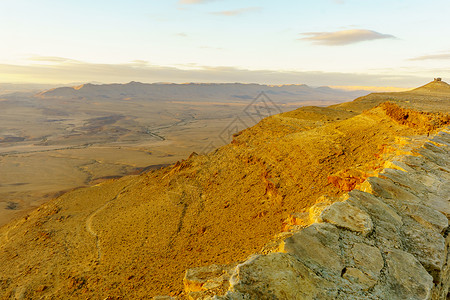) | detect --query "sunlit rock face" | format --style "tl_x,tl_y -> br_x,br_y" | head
186,129 -> 449,300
